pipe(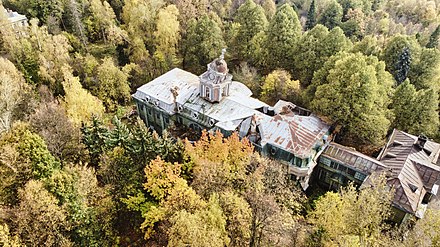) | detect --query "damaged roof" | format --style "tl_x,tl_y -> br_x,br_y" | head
321,142 -> 388,175
377,129 -> 440,215
259,112 -> 330,159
